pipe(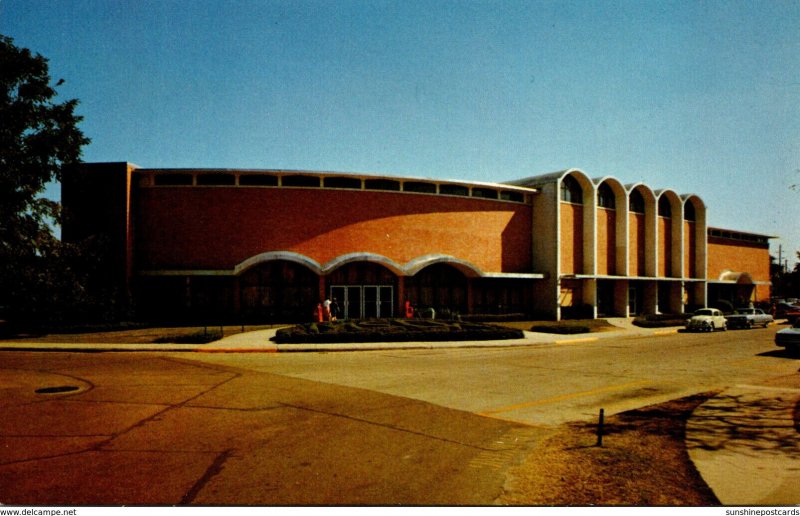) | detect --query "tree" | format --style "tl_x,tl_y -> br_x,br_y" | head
0,34 -> 91,328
